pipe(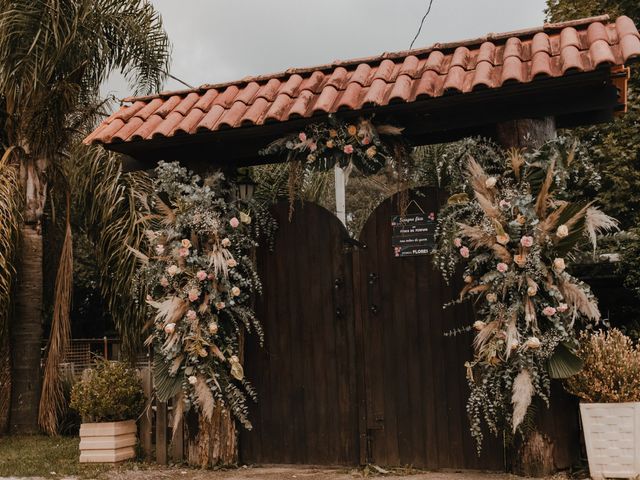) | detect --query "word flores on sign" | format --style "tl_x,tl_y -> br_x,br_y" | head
391,211 -> 436,257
